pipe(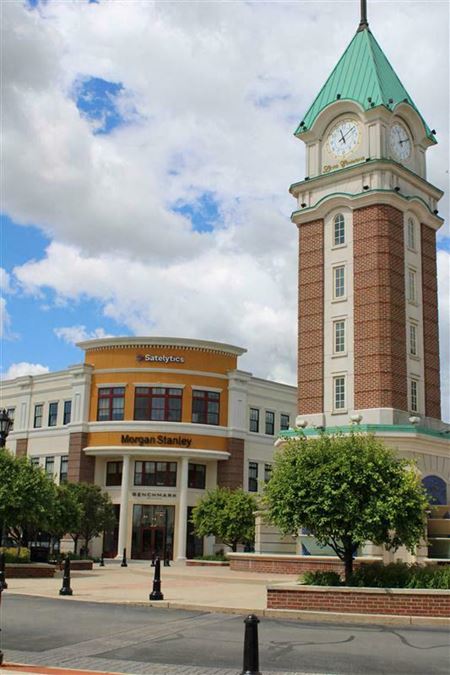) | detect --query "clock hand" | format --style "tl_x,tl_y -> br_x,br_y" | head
339,131 -> 346,143
342,126 -> 356,140
399,138 -> 408,145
